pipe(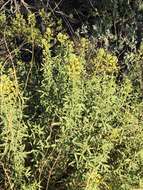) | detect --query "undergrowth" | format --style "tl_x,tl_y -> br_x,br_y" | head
0,11 -> 143,190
